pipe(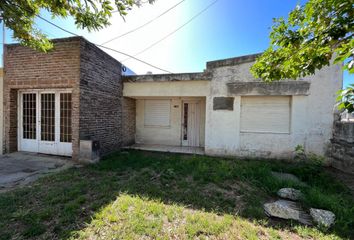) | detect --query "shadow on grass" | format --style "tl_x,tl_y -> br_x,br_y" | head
0,150 -> 353,239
